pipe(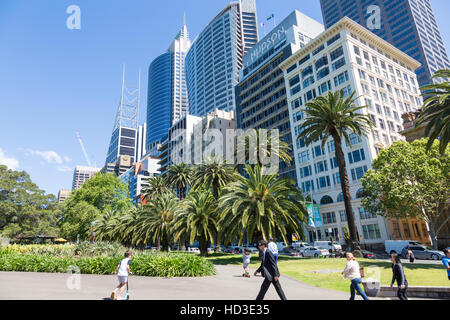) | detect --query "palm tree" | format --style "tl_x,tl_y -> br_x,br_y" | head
165,163 -> 193,200
133,193 -> 179,250
236,128 -> 292,169
298,90 -> 374,252
92,209 -> 118,242
219,164 -> 307,245
174,190 -> 218,257
142,175 -> 170,202
193,157 -> 235,252
416,69 -> 450,154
